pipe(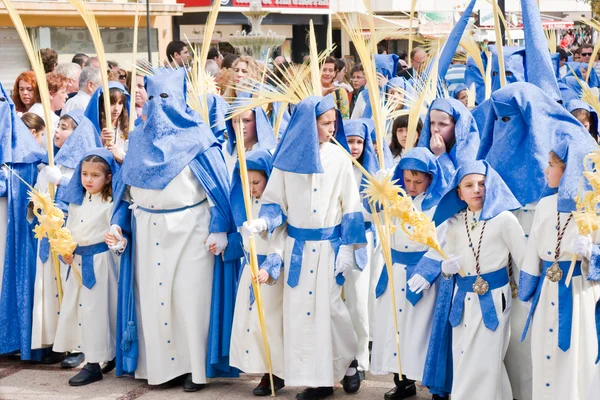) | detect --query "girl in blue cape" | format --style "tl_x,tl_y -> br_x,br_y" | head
519,140 -> 600,400
228,148 -> 286,396
0,82 -> 46,361
224,98 -> 277,177
53,148 -> 128,386
370,147 -> 447,400
417,97 -> 480,178
84,82 -> 130,163
119,68 -> 240,390
420,160 -> 526,400
242,94 -> 367,399
567,99 -> 599,142
31,109 -> 101,361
